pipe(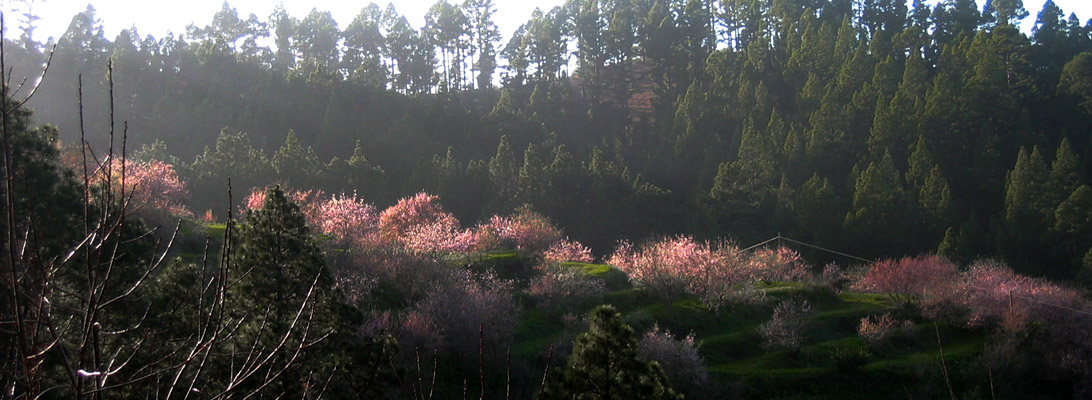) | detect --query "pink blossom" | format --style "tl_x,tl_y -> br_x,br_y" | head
607,236 -> 758,310
243,187 -> 267,211
90,158 -> 193,223
746,247 -> 811,282
525,264 -> 606,309
339,250 -> 451,303
820,263 -> 846,290
479,207 -> 562,254
373,193 -> 479,254
638,325 -> 709,395
543,238 -> 594,263
850,257 -> 1090,333
410,269 -> 520,363
242,187 -> 324,215
759,299 -> 813,352
378,192 -> 450,243
402,215 -> 478,254
959,260 -> 1087,331
851,255 -> 959,305
857,313 -> 915,346
311,193 -> 379,247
